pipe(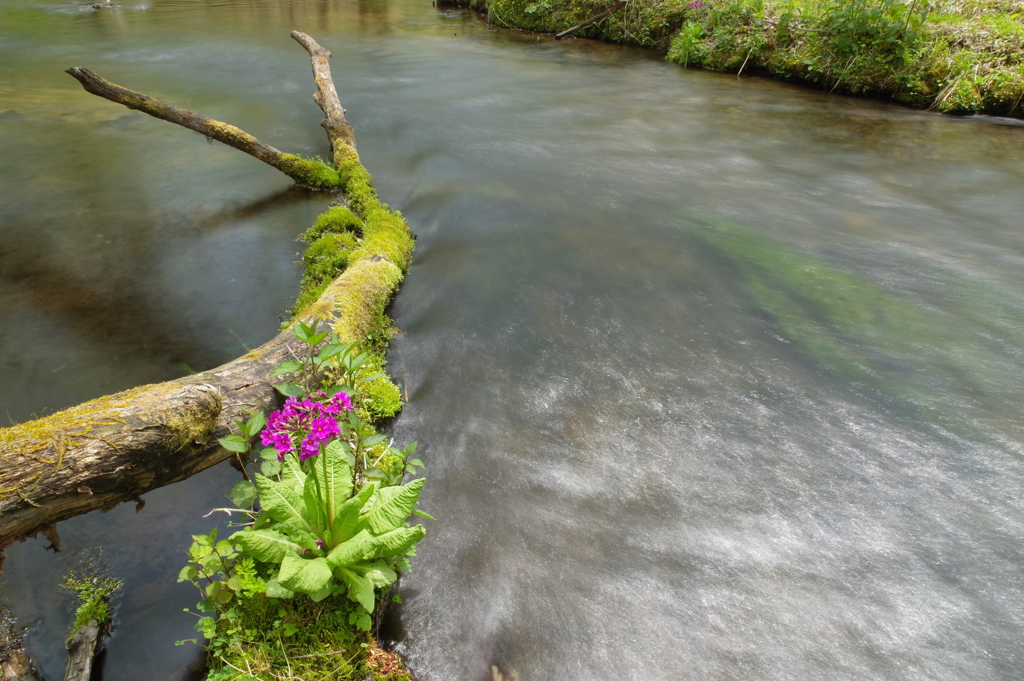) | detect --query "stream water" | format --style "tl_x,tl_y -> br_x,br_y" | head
2,0 -> 1024,679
